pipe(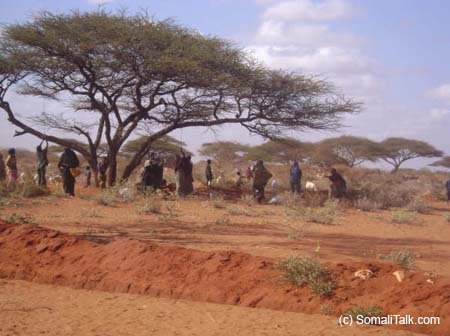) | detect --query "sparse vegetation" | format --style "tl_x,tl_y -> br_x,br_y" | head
21,183 -> 50,198
320,304 -> 333,316
390,210 -> 420,225
227,206 -> 252,216
444,213 -> 450,223
277,256 -> 335,297
298,200 -> 338,225
215,217 -> 231,225
407,197 -> 431,214
344,305 -> 383,320
4,213 -> 34,225
390,250 -> 415,270
138,201 -> 162,215
354,197 -> 382,211
95,191 -> 117,206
